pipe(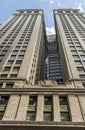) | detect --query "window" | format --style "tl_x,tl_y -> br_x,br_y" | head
2,50 -> 7,54
0,96 -> 9,120
78,50 -> 84,53
19,39 -> 23,41
43,112 -> 52,121
80,55 -> 85,59
15,60 -> 22,64
26,96 -> 37,121
43,96 -> 52,121
72,55 -> 79,59
10,55 -> 16,59
3,67 -> 11,71
15,46 -> 20,49
79,74 -> 85,78
1,74 -> 7,77
10,39 -> 14,41
7,60 -> 14,65
13,67 -> 19,72
20,50 -> 25,54
17,42 -> 22,45
22,46 -> 27,49
10,74 -> 17,78
13,50 -> 19,53
83,61 -> 85,64
18,55 -> 24,59
0,55 -> 4,59
26,112 -> 36,121
69,46 -> 75,49
6,83 -> 14,88
0,83 -> 3,88
8,42 -> 12,45
1,42 -> 6,45
75,61 -> 82,65
82,83 -> 85,87
59,96 -> 70,121
77,67 -> 84,72
5,46 -> 10,49
24,42 -> 28,45
25,39 -> 29,42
